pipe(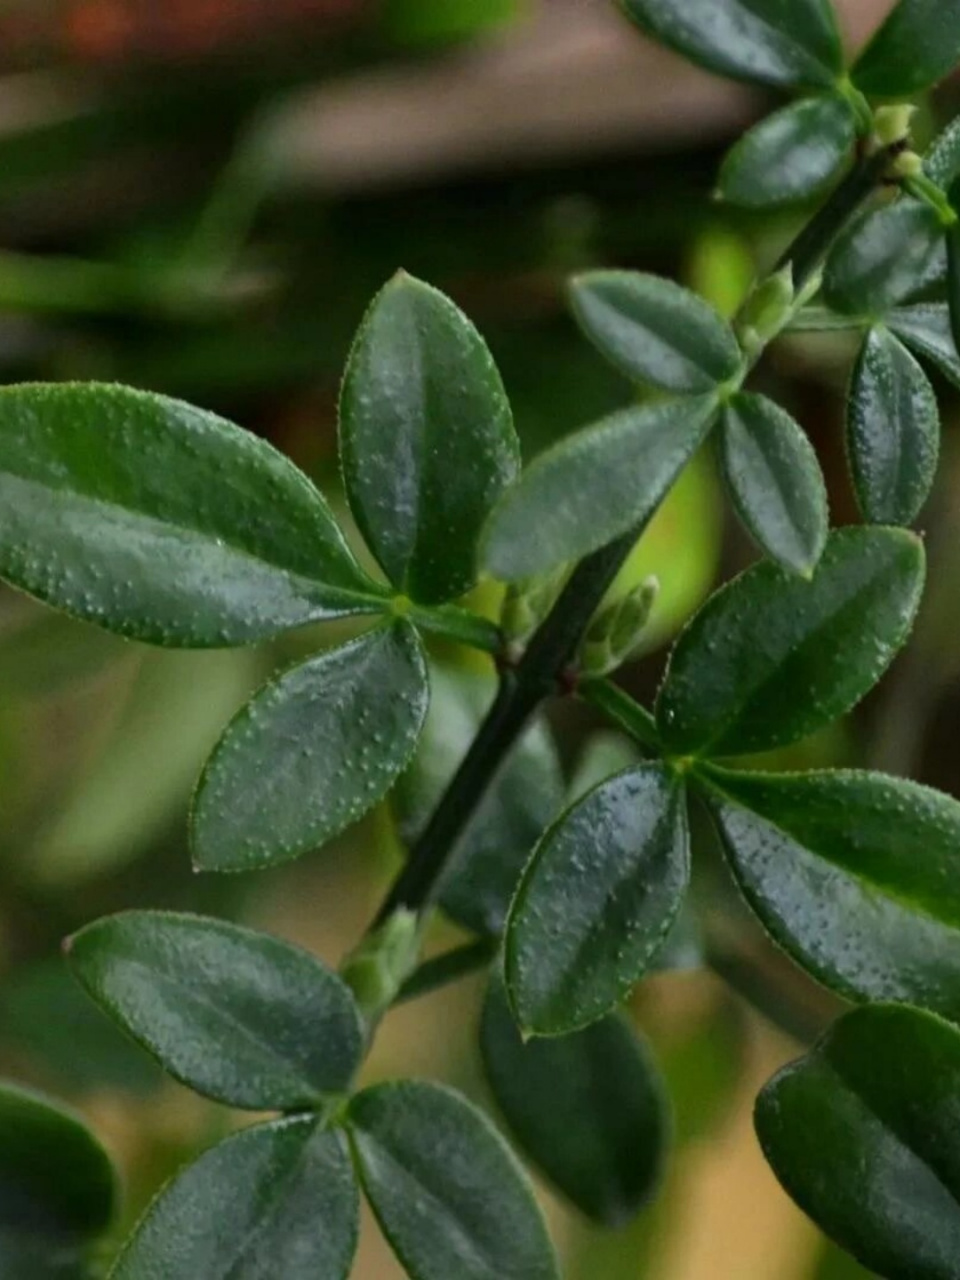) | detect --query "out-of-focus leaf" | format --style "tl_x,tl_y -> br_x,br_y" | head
847,326 -> 939,527
718,96 -> 855,208
192,622 -> 429,872
852,0 -> 960,96
481,976 -> 669,1225
505,765 -> 689,1035
656,527 -> 925,758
